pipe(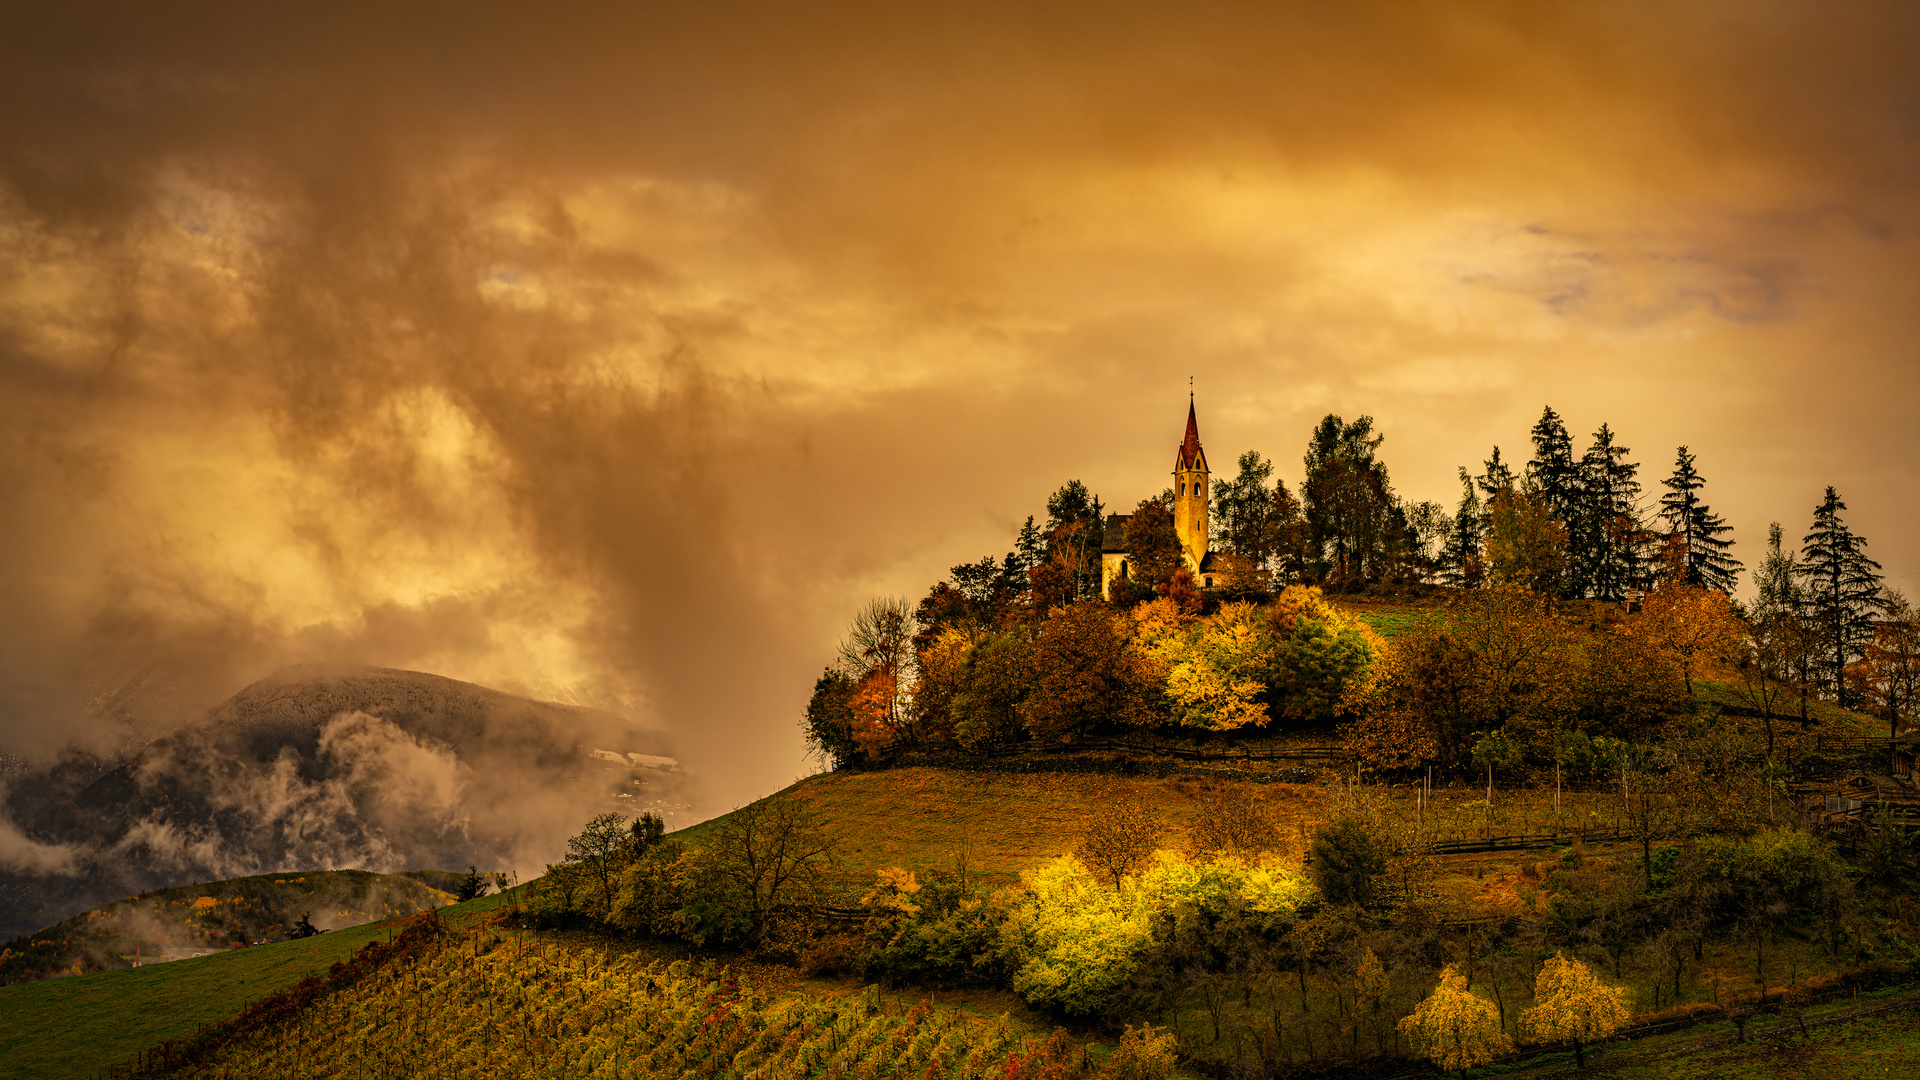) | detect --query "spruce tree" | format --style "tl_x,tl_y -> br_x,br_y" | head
1477,445 -> 1515,501
1443,466 -> 1485,588
1797,487 -> 1884,707
1657,446 -> 1742,593
1526,406 -> 1581,596
1526,406 -> 1581,523
1577,424 -> 1642,601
